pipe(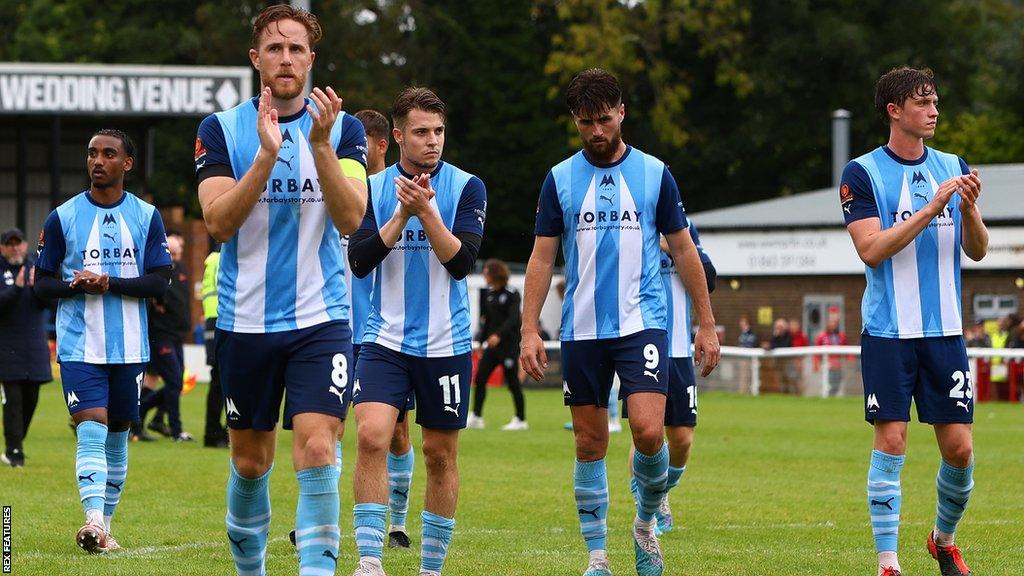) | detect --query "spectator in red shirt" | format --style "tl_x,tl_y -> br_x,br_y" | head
789,318 -> 809,347
815,317 -> 848,396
